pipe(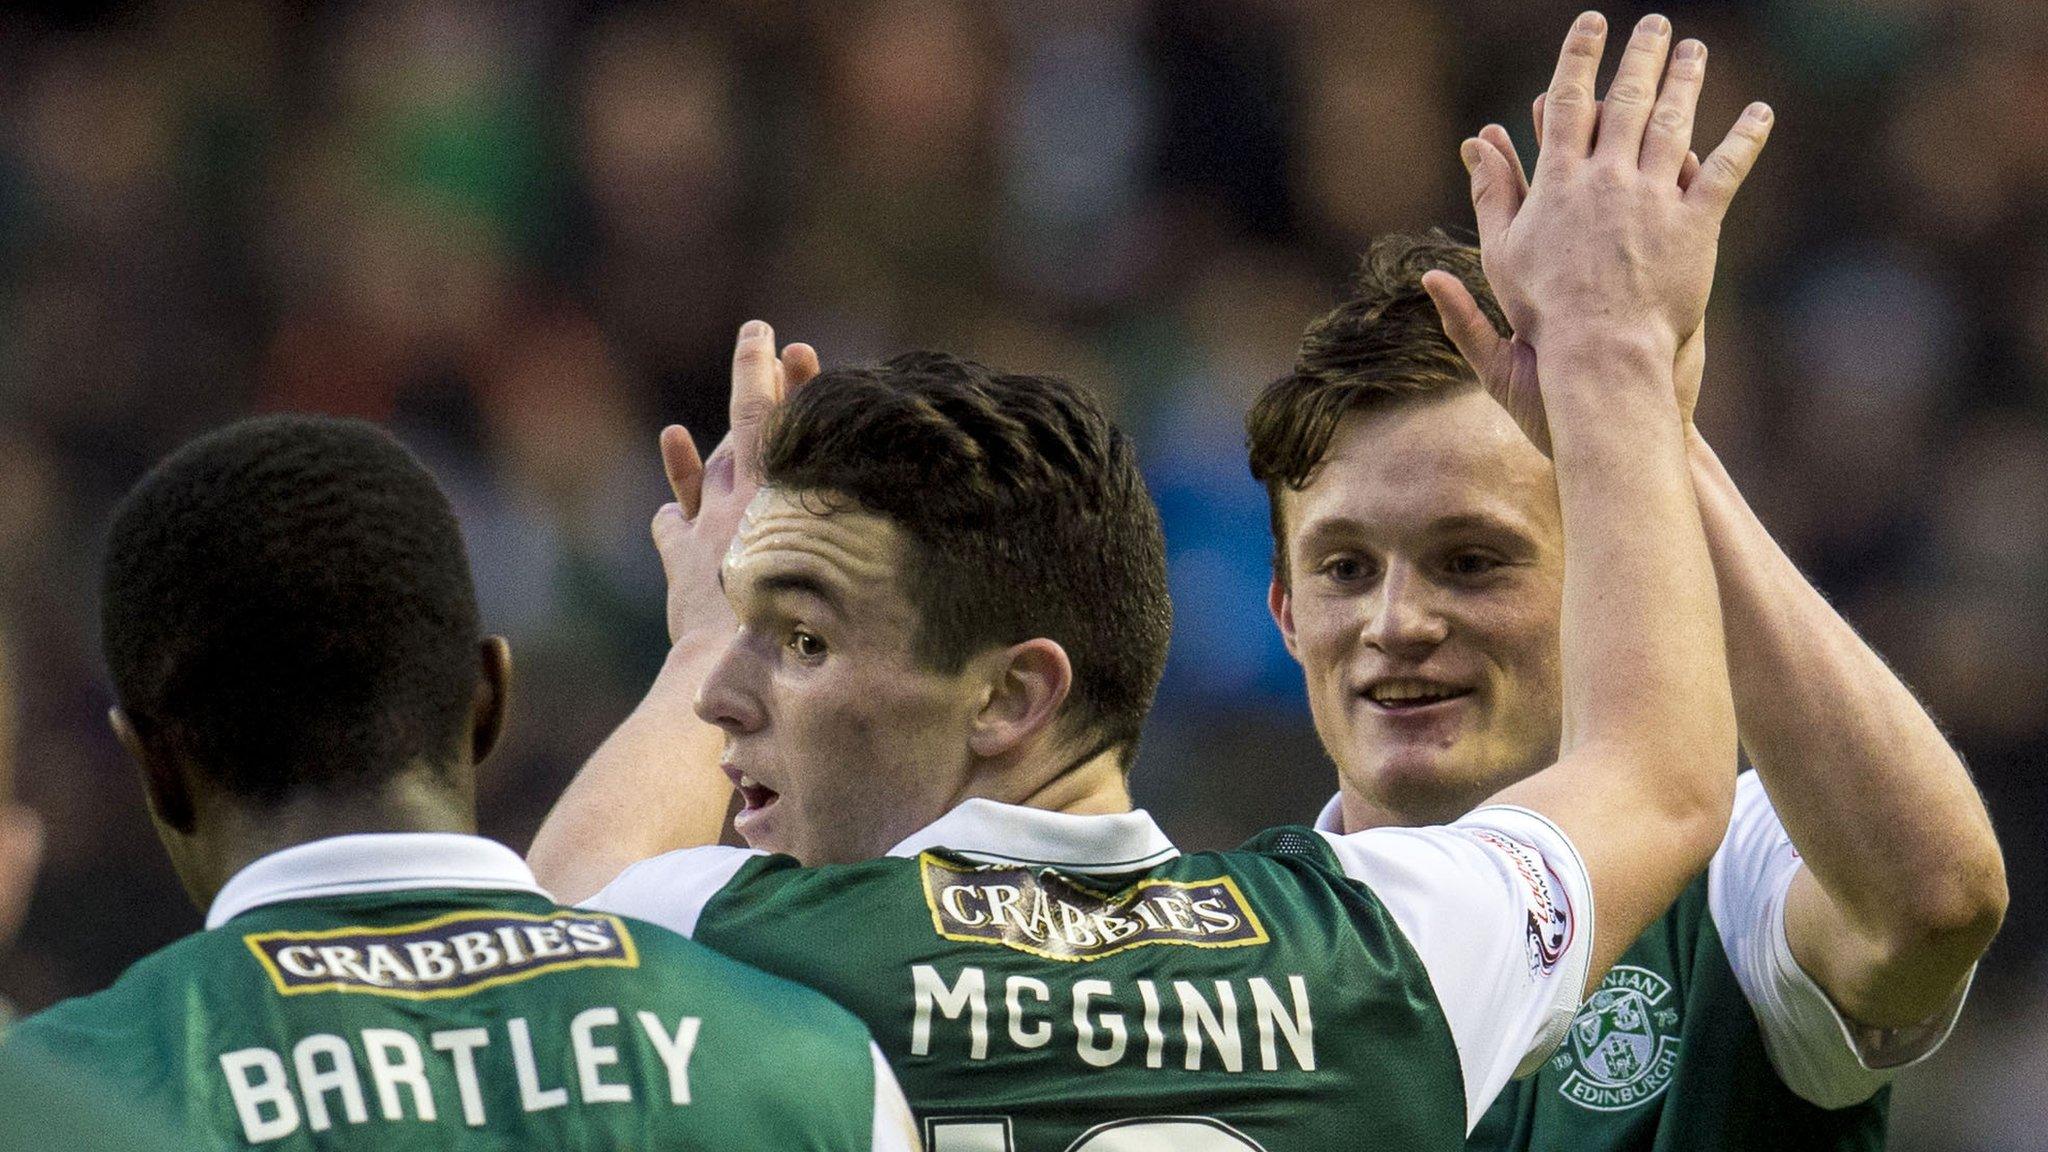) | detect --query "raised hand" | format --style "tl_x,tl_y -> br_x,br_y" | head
1439,11 -> 1769,422
653,321 -> 821,645
1423,83 -> 1721,454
